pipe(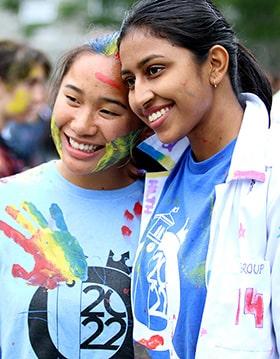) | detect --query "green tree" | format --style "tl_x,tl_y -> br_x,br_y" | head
0,0 -> 19,11
215,0 -> 280,41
